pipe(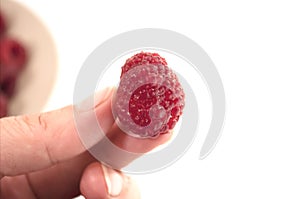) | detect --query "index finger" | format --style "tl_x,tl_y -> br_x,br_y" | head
0,88 -> 114,177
